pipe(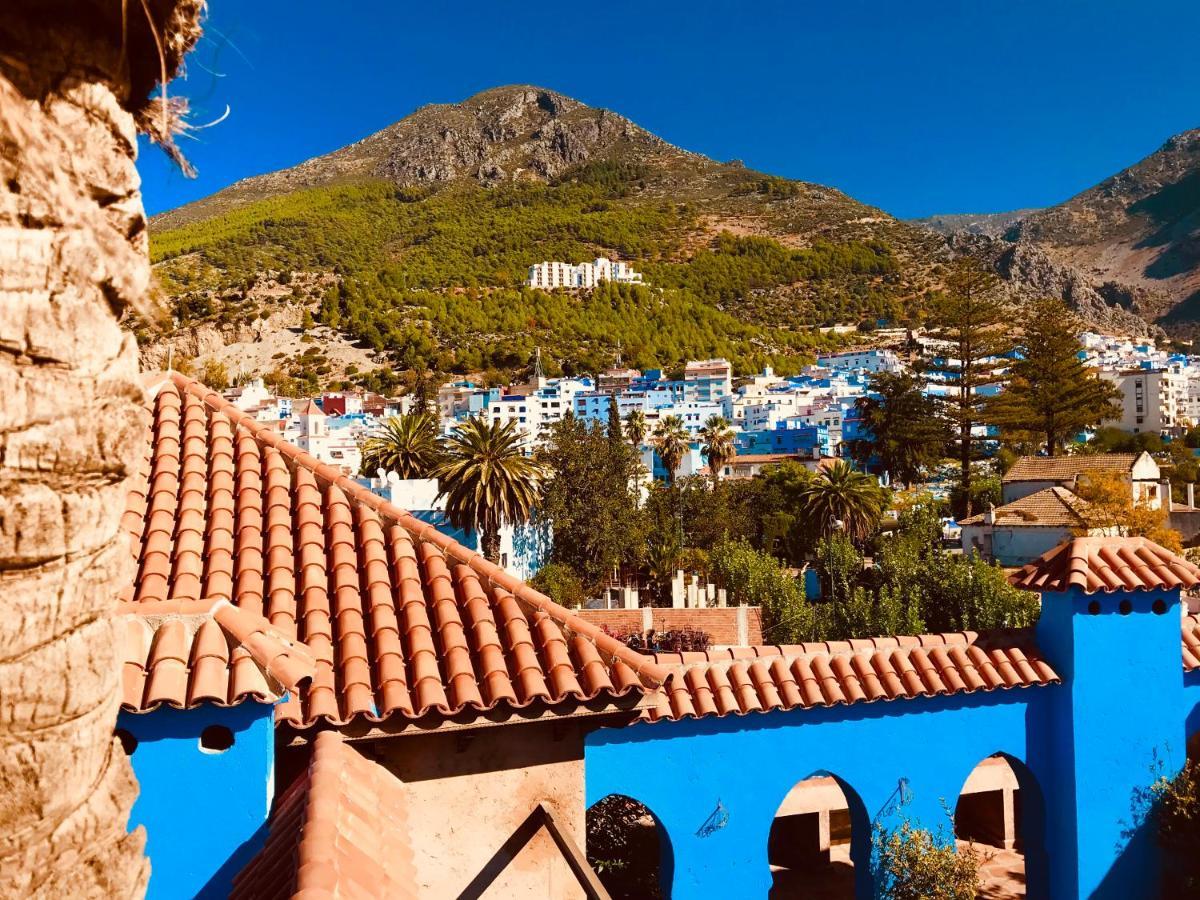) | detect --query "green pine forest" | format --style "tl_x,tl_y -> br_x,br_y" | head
150,161 -> 918,382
